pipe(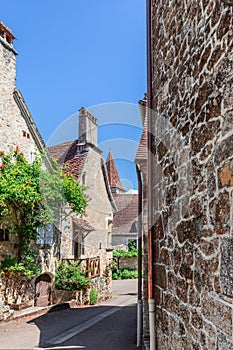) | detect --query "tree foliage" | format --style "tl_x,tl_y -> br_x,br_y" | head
0,148 -> 87,262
